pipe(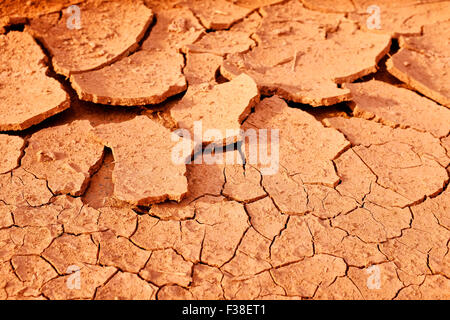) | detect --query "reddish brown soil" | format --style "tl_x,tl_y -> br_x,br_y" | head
0,0 -> 449,300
